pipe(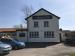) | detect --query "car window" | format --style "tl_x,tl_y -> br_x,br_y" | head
0,39 -> 18,45
1,39 -> 6,42
1,39 -> 11,42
